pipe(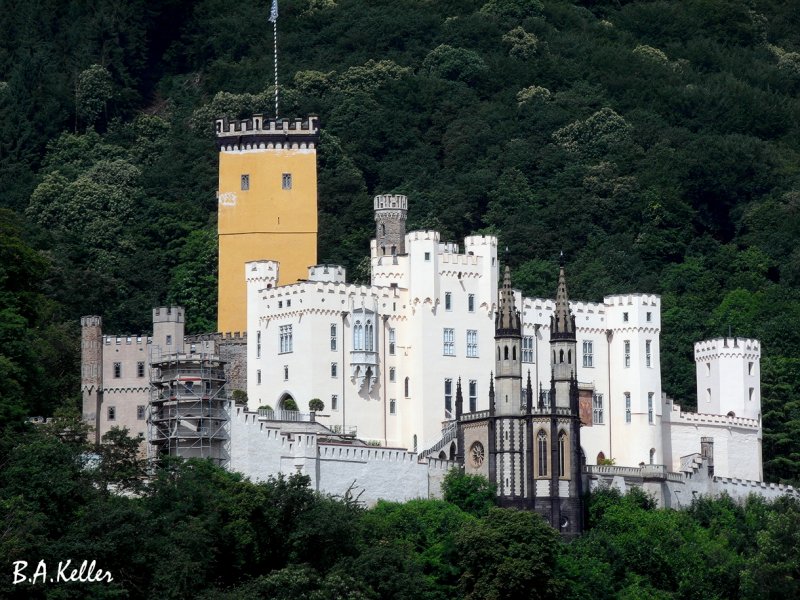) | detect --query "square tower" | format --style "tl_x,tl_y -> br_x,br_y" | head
216,115 -> 320,333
